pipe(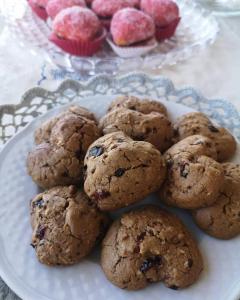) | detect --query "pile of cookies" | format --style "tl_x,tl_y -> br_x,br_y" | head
27,95 -> 239,291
